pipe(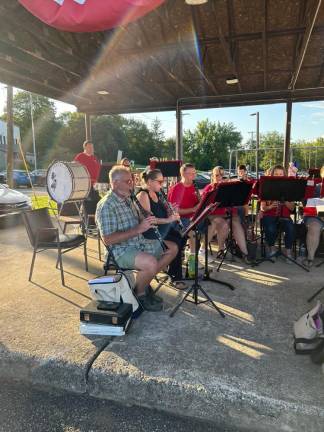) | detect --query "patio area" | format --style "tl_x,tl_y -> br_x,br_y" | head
1,222 -> 324,431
